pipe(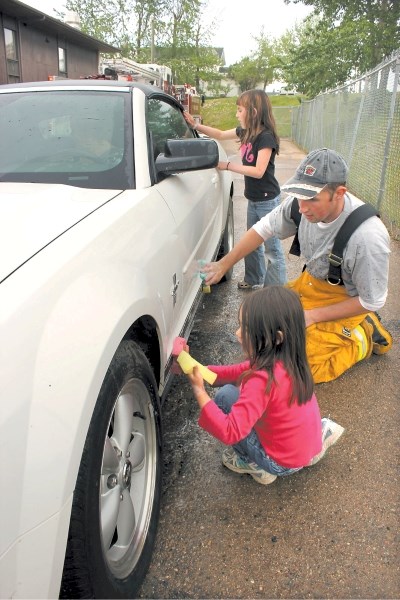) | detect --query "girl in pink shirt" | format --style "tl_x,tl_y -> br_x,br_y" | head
186,286 -> 344,485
